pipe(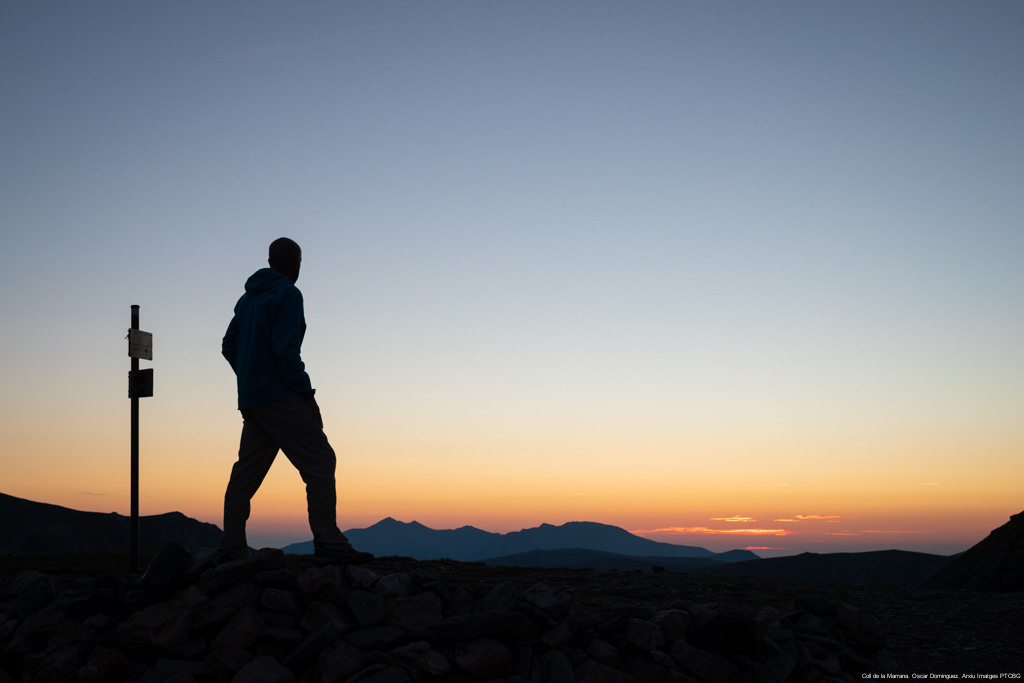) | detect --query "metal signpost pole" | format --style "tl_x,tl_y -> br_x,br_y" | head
127,305 -> 152,573
130,305 -> 140,573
